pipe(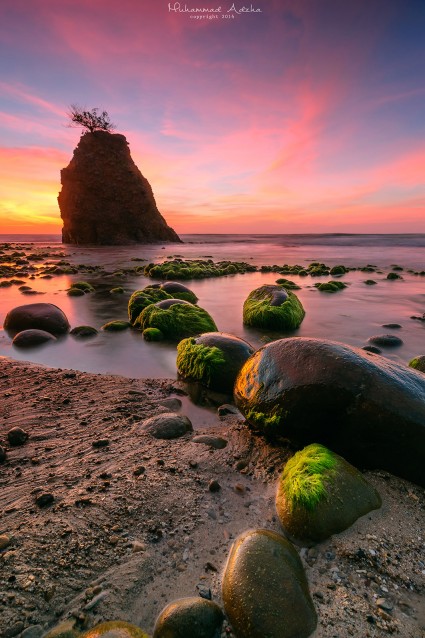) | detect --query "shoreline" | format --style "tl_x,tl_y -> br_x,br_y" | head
0,357 -> 424,637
